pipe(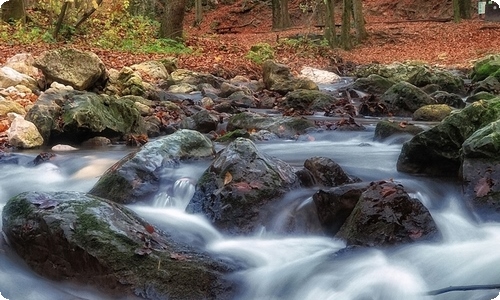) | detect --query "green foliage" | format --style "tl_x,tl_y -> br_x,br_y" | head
245,42 -> 275,64
277,36 -> 331,58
